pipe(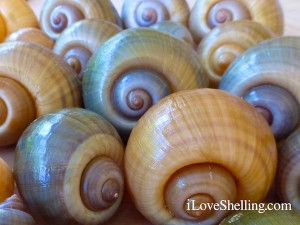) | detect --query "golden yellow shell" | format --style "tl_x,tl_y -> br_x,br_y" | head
125,89 -> 277,225
0,0 -> 38,42
0,42 -> 81,146
0,158 -> 14,203
189,0 -> 283,43
197,20 -> 274,87
5,27 -> 54,49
